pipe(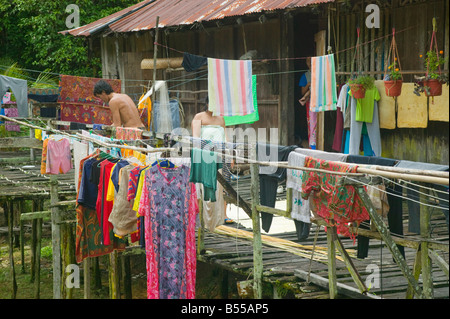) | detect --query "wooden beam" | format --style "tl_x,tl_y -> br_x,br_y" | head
406,246 -> 422,299
217,171 -> 252,218
20,211 -> 51,221
334,235 -> 368,295
0,137 -> 42,149
428,249 -> 449,280
295,269 -> 381,299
